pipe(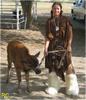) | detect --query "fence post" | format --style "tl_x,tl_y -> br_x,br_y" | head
33,1 -> 37,20
16,0 -> 19,30
35,2 -> 37,20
